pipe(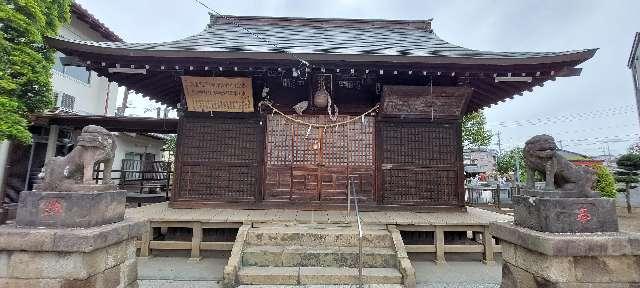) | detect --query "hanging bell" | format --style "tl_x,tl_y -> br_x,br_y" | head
313,77 -> 329,108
